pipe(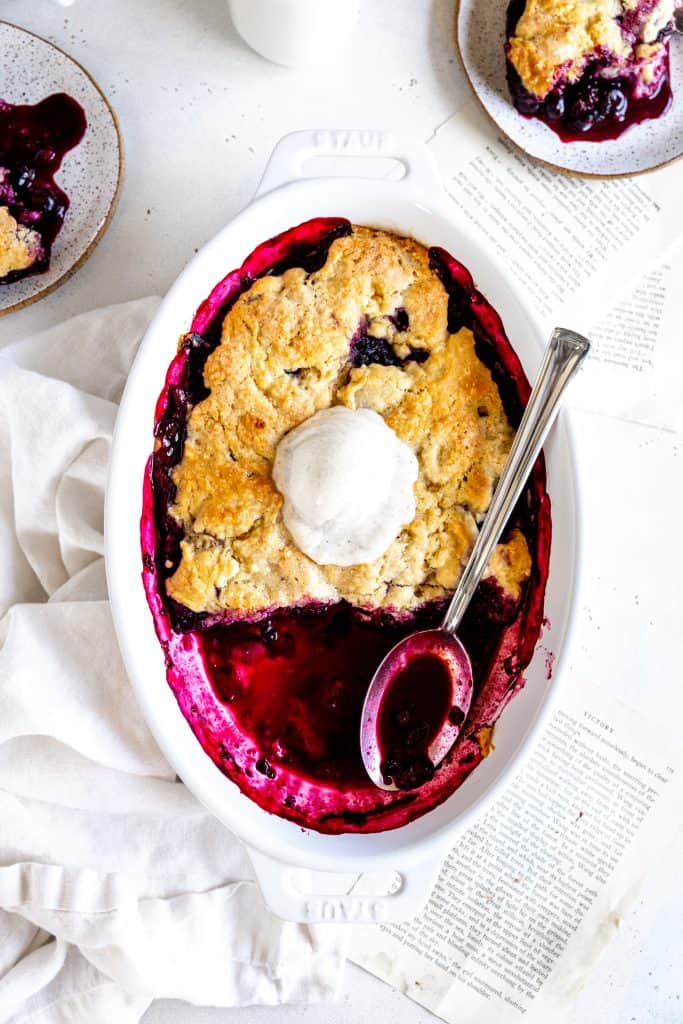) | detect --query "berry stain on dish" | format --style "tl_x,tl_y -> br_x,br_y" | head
141,217 -> 552,834
505,0 -> 675,141
0,94 -> 86,283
